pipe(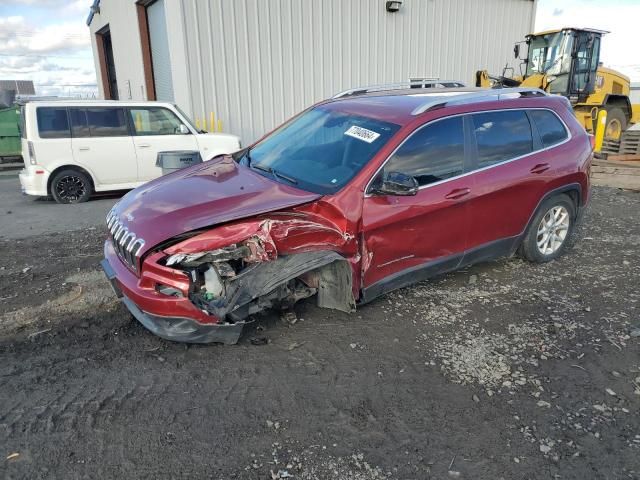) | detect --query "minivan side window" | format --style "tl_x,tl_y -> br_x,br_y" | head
85,108 -> 128,137
383,116 -> 465,187
529,110 -> 568,148
36,107 -> 70,139
471,110 -> 533,168
128,107 -> 184,136
69,108 -> 90,138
